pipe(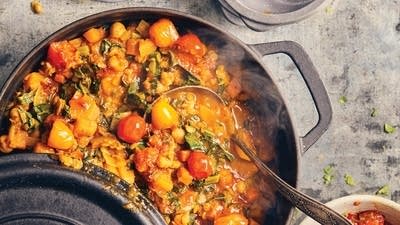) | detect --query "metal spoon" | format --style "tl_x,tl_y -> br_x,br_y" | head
155,85 -> 352,225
